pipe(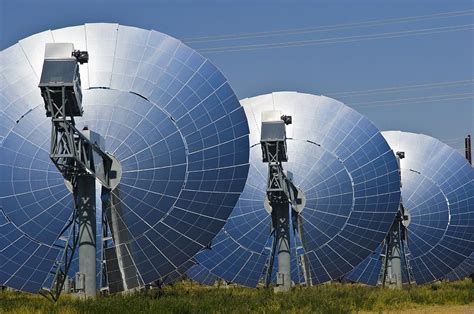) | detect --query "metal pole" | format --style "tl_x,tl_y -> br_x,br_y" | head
465,137 -> 470,164
63,276 -> 70,293
274,203 -> 291,293
467,135 -> 473,281
467,135 -> 472,165
386,214 -> 403,289
264,230 -> 278,288
380,237 -> 390,287
77,175 -> 97,297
